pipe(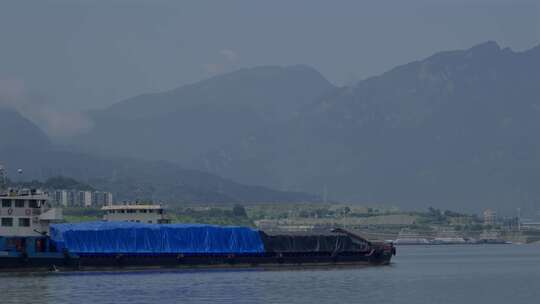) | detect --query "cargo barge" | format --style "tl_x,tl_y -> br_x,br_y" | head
0,220 -> 394,271
0,173 -> 394,271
